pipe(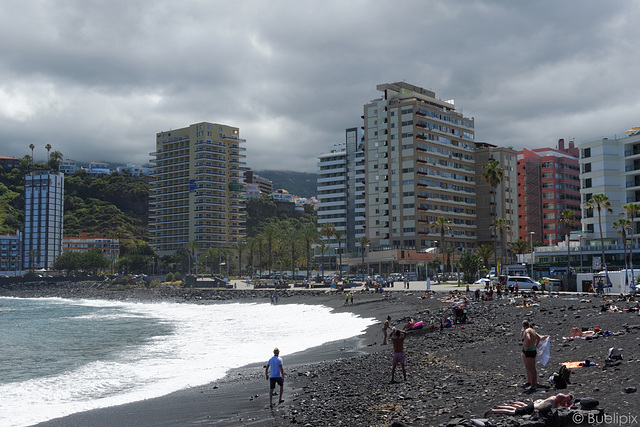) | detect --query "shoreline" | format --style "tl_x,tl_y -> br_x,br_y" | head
3,281 -> 638,426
